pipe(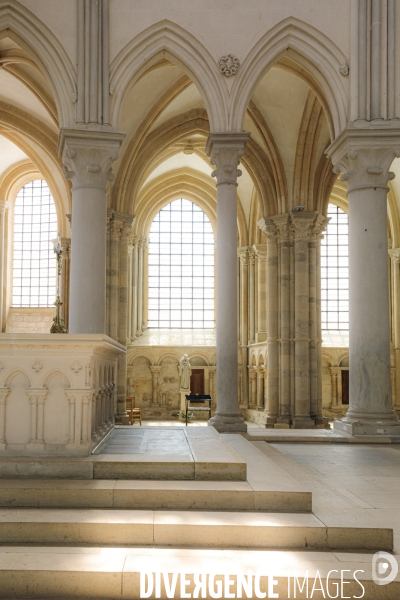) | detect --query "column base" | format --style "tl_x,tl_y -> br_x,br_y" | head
208,412 -> 247,433
333,413 -> 400,436
292,417 -> 316,429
